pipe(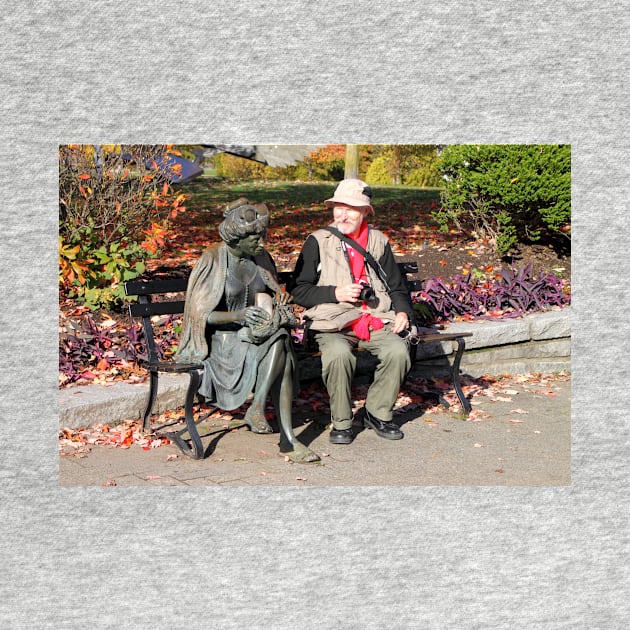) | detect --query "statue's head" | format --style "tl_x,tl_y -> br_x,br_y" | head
218,197 -> 270,247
